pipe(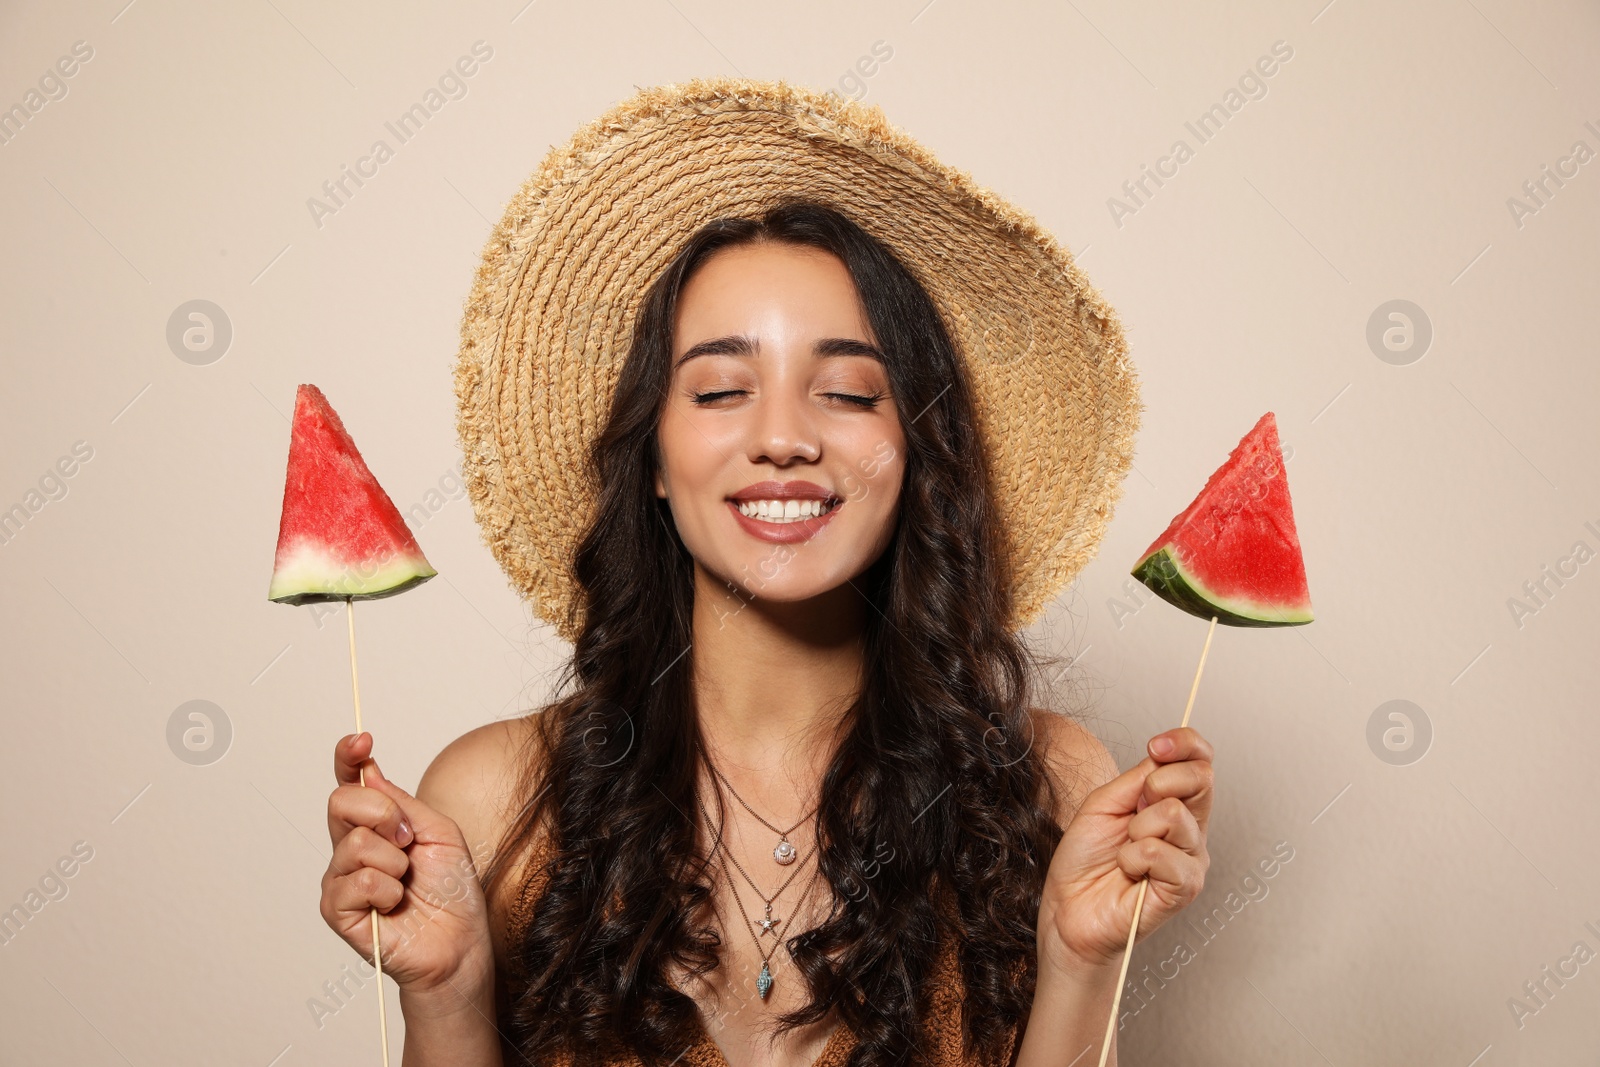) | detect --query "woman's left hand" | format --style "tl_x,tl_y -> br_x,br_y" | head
1037,727 -> 1214,979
